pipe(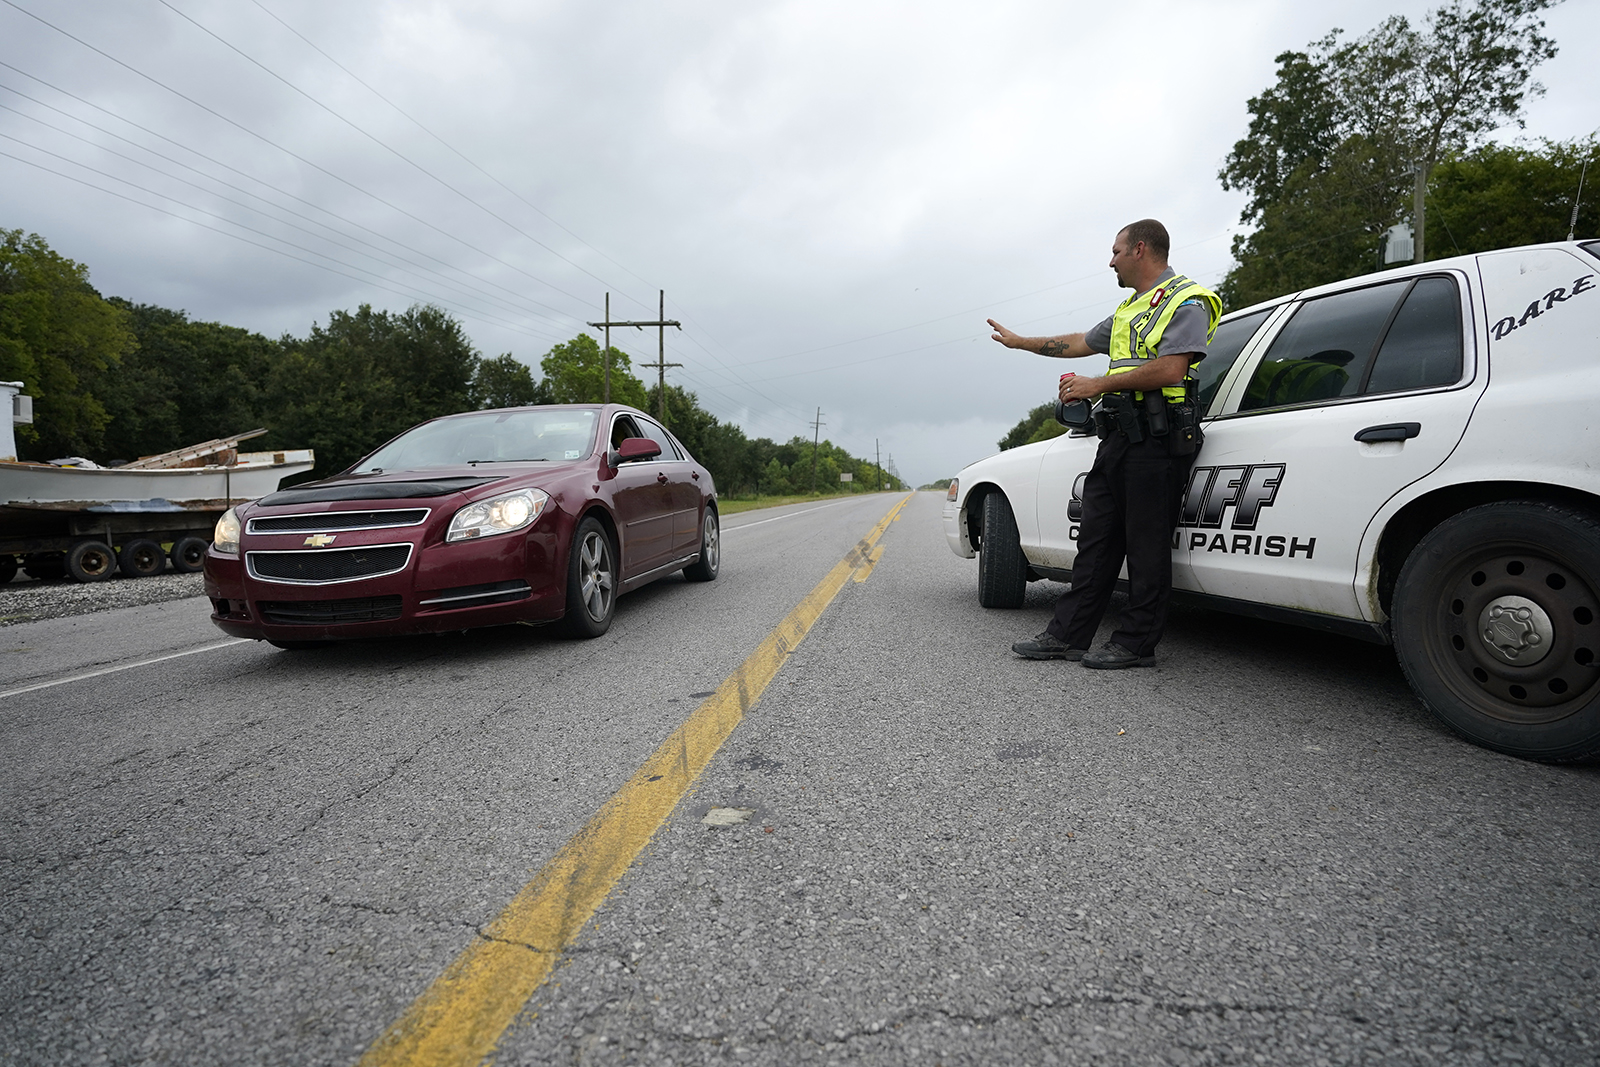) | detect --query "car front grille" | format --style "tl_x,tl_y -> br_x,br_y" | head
258,595 -> 404,625
247,509 -> 430,534
247,543 -> 412,584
